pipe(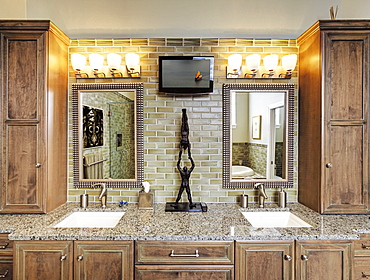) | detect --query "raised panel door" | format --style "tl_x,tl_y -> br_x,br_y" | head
74,241 -> 134,280
235,241 -> 294,280
323,32 -> 369,214
14,241 -> 73,280
296,241 -> 352,280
